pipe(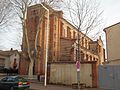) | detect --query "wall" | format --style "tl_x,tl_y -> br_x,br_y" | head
105,23 -> 120,64
0,55 -> 9,68
10,52 -> 20,69
49,63 -> 92,87
99,65 -> 120,89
